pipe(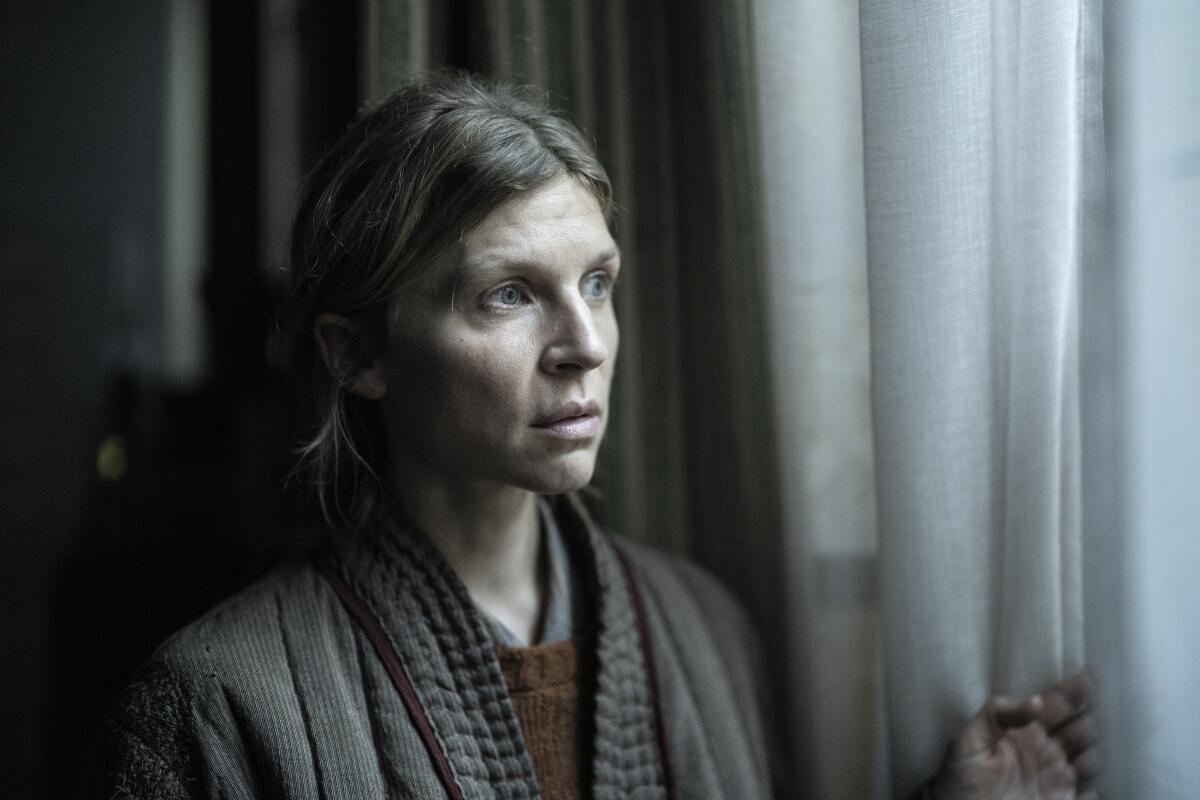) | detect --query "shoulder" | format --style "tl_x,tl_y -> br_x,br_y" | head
146,558 -> 331,683
92,560 -> 334,796
605,534 -> 767,714
557,492 -> 757,649
604,535 -> 777,793
609,535 -> 756,649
